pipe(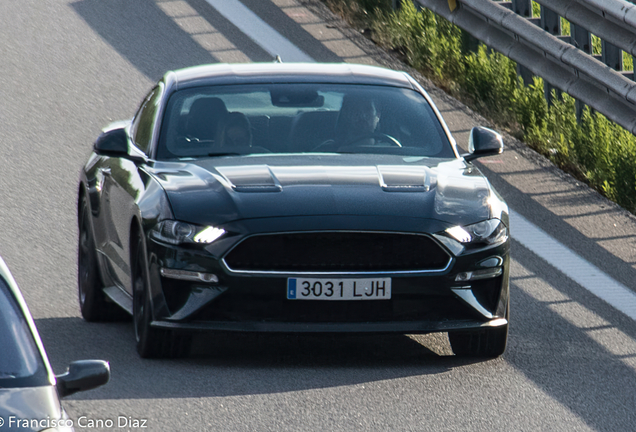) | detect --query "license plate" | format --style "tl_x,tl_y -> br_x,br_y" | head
287,278 -> 391,300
